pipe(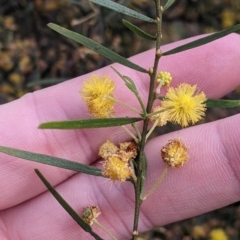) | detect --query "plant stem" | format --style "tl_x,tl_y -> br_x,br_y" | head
131,1 -> 163,239
94,219 -> 117,240
135,93 -> 147,116
106,96 -> 142,115
145,119 -> 159,140
147,108 -> 166,118
121,125 -> 139,143
142,165 -> 168,201
130,159 -> 137,182
155,81 -> 163,94
132,123 -> 142,141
